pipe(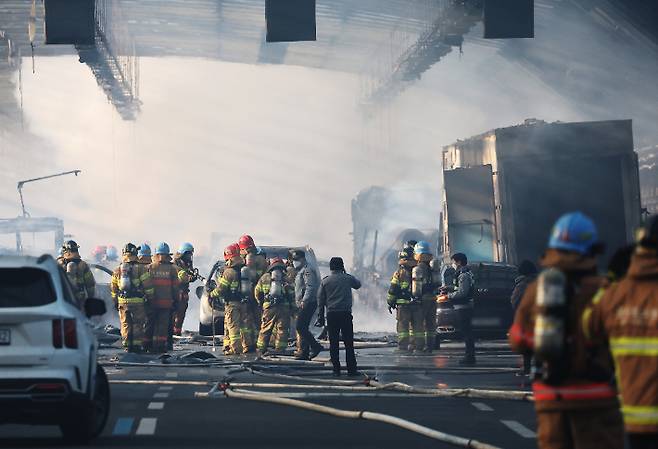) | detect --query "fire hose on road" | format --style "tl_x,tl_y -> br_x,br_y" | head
197,383 -> 502,449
